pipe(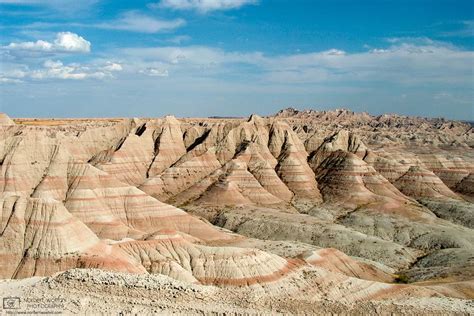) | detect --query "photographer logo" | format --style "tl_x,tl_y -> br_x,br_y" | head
3,297 -> 20,309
